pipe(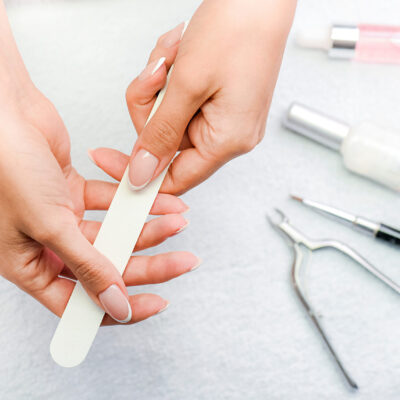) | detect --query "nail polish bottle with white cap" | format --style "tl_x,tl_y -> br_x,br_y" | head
283,102 -> 400,191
